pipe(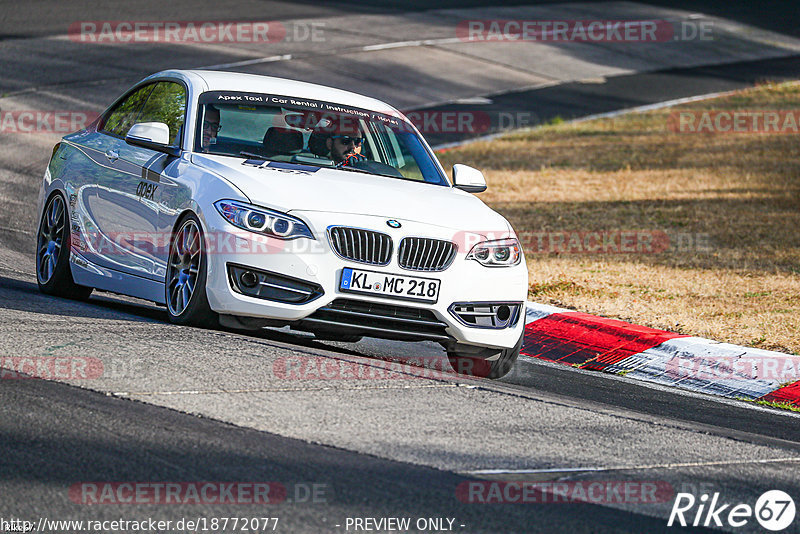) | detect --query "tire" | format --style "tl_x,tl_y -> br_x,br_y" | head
165,214 -> 218,328
36,192 -> 92,300
448,330 -> 523,379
